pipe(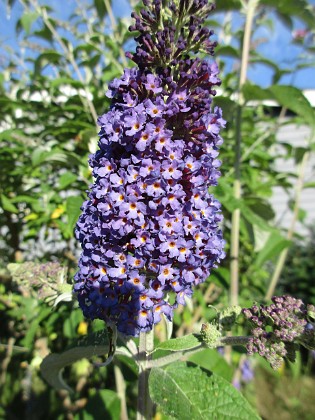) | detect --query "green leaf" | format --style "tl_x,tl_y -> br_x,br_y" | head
34,51 -> 63,75
11,195 -> 38,205
214,0 -> 242,10
41,329 -> 110,391
149,362 -> 260,419
58,172 -> 77,189
275,11 -> 293,30
155,334 -> 201,352
50,77 -> 84,89
31,149 -> 69,166
188,349 -> 234,382
94,0 -> 111,19
268,85 -> 315,127
240,204 -> 273,232
20,12 -> 38,35
250,55 -> 280,73
63,309 -> 84,339
75,390 -> 121,420
213,97 -> 237,117
66,195 -> 84,235
216,45 -> 240,58
294,147 -> 308,164
1,194 -> 19,213
22,306 -> 52,348
261,0 -> 315,28
303,181 -> 315,189
254,231 -> 291,267
242,82 -> 272,102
